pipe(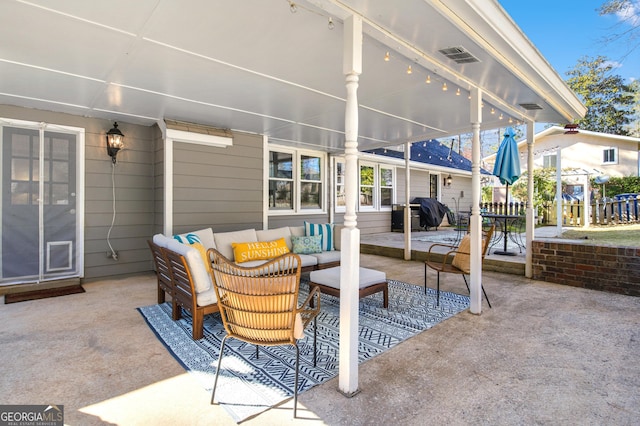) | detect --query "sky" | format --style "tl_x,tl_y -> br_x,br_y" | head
499,0 -> 640,83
